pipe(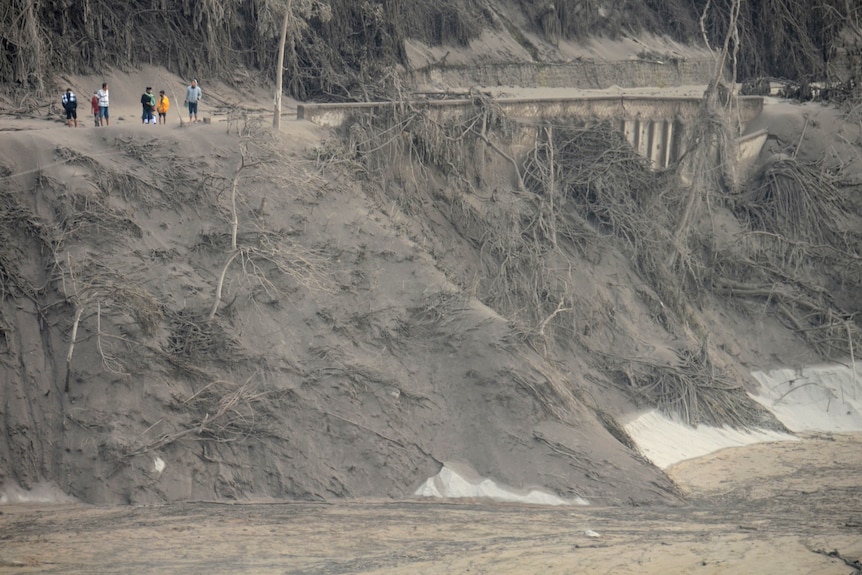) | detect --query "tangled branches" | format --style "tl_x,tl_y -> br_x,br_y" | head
714,275 -> 860,358
206,235 -> 334,321
0,0 -> 47,92
517,0 -> 686,42
737,155 -> 851,247
344,98 -> 587,349
523,121 -> 710,313
52,253 -> 167,389
525,122 -> 667,253
345,93 -> 513,188
0,183 -> 51,302
603,342 -> 774,428
123,375 -> 272,457
164,308 -> 248,371
714,155 -> 862,359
